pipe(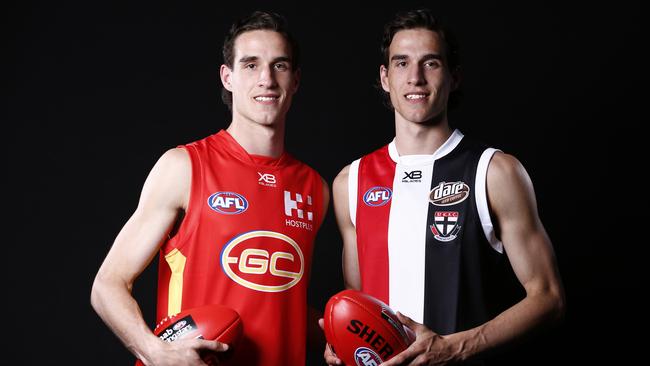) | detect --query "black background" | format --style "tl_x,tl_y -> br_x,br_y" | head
4,0 -> 646,364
